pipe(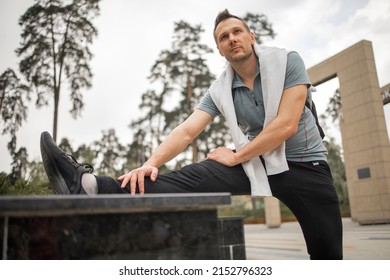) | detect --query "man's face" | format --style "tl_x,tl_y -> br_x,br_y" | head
214,18 -> 255,63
